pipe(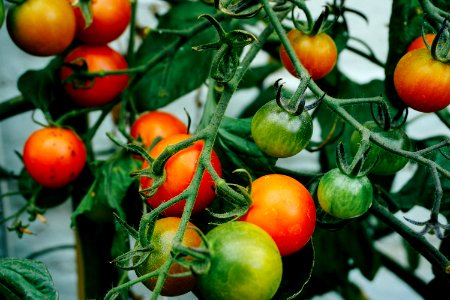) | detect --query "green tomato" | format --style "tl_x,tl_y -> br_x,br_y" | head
251,100 -> 313,158
350,121 -> 413,175
196,221 -> 283,300
317,168 -> 373,219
